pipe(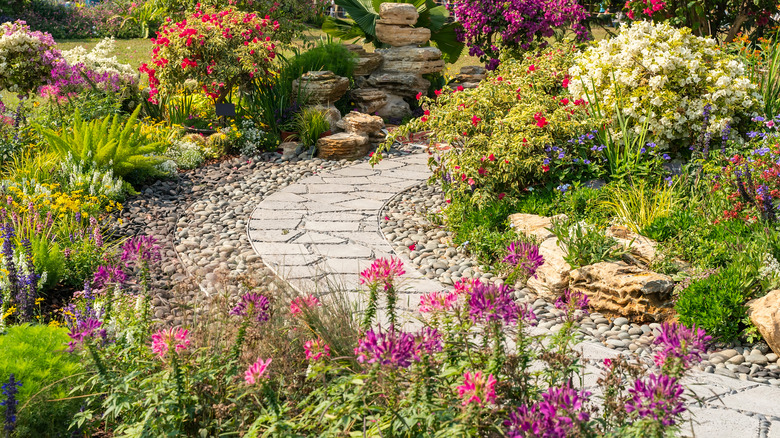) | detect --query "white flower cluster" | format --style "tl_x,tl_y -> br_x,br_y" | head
0,21 -> 57,93
166,140 -> 204,170
238,119 -> 266,157
759,253 -> 780,286
61,155 -> 125,200
568,21 -> 762,148
62,37 -> 138,84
